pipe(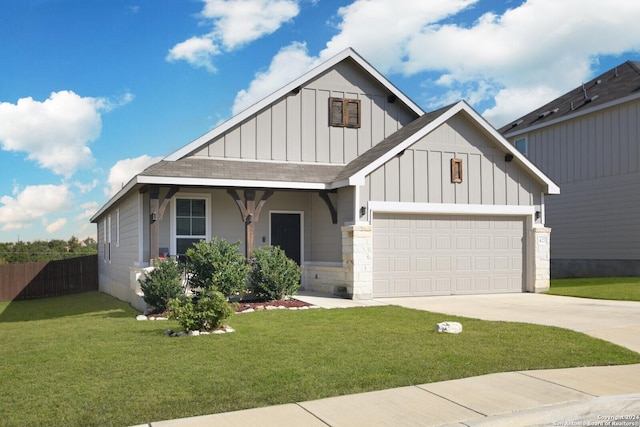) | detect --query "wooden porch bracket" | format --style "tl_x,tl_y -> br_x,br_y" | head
318,190 -> 338,224
227,189 -> 274,259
